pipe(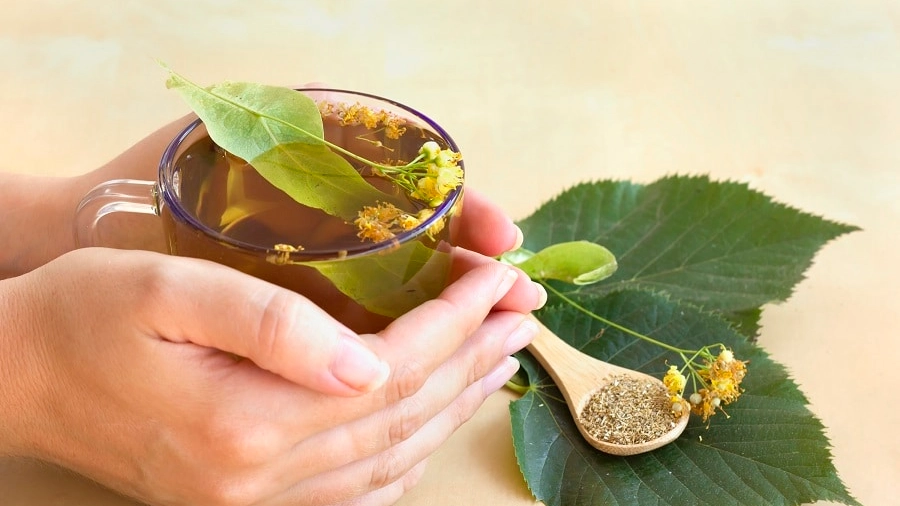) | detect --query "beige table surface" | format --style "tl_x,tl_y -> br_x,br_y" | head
1,1 -> 898,505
